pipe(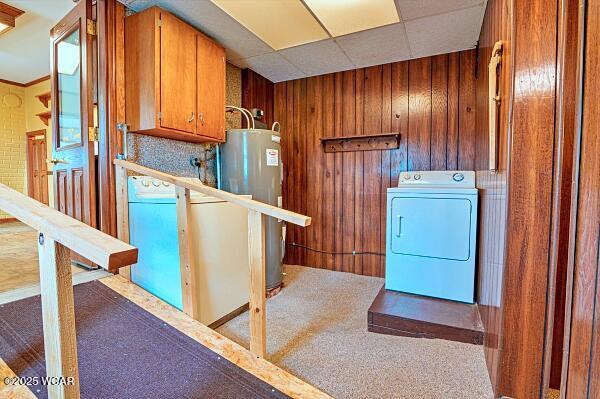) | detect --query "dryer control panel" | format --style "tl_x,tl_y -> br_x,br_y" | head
397,171 -> 475,188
